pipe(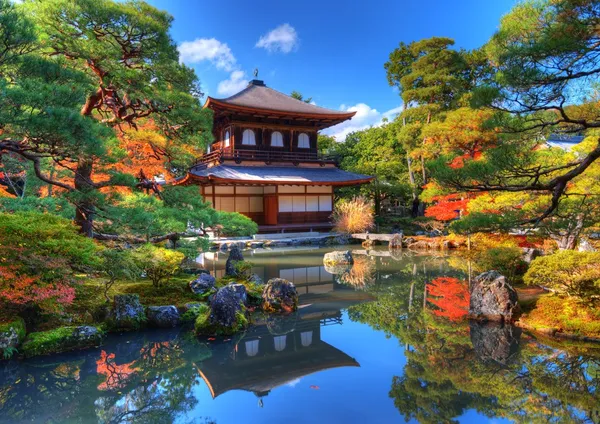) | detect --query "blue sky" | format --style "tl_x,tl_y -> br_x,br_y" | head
147,0 -> 517,139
